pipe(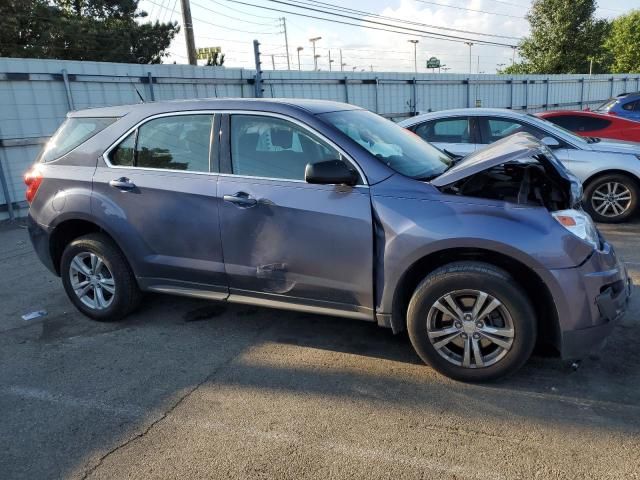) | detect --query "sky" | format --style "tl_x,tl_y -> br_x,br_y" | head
138,0 -> 640,73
